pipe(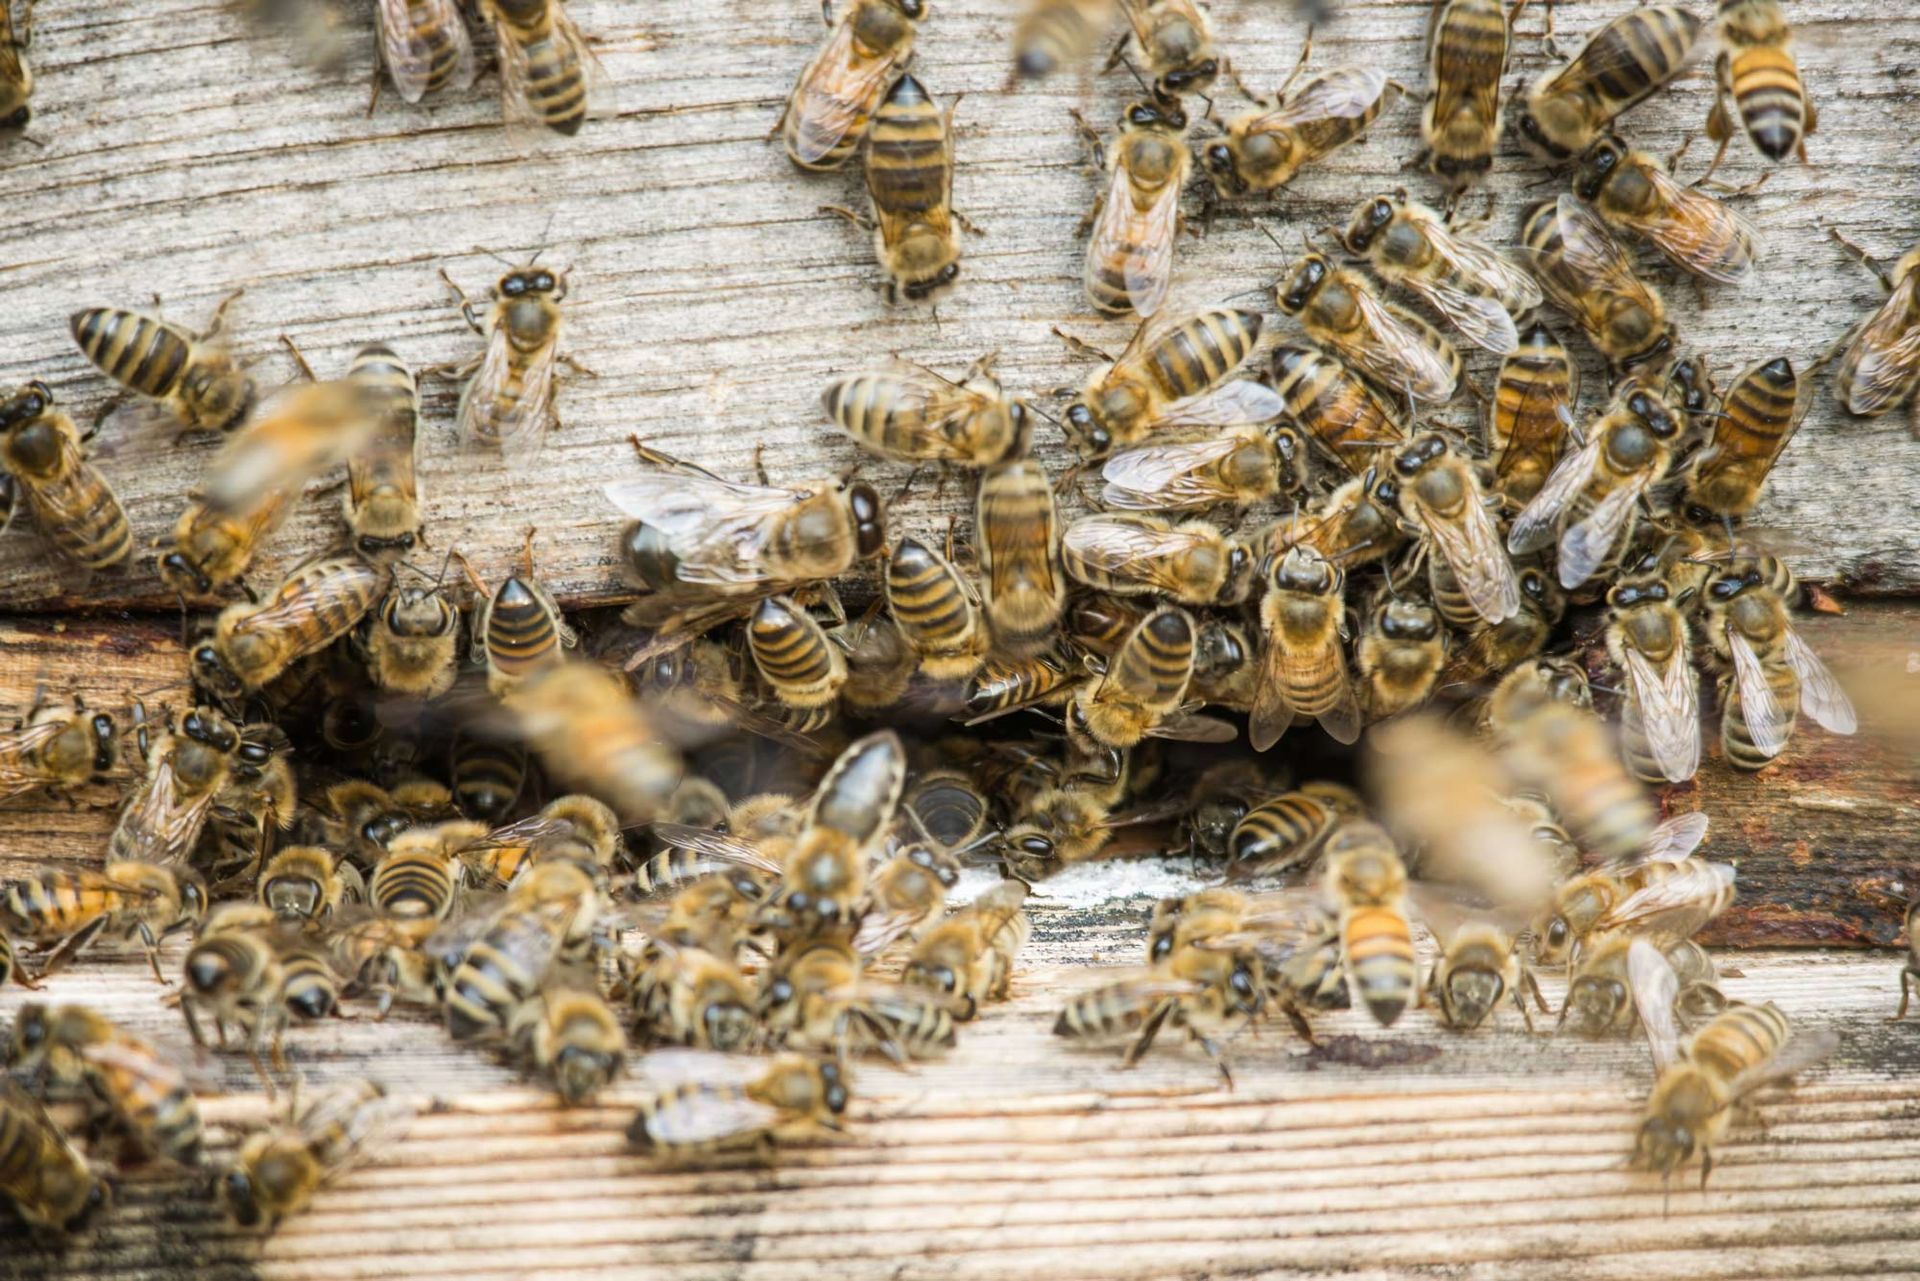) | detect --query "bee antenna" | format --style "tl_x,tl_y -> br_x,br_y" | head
1254,222 -> 1285,253
1118,53 -> 1152,97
